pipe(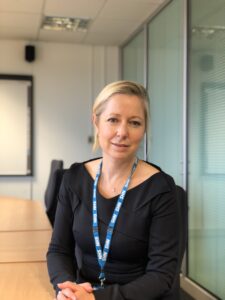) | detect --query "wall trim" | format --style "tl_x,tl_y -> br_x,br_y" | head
180,275 -> 218,300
